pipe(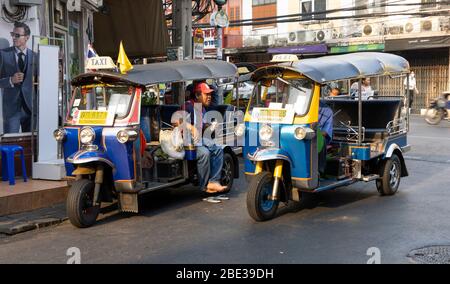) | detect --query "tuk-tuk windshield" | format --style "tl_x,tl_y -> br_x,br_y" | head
67,85 -> 134,123
250,77 -> 314,116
